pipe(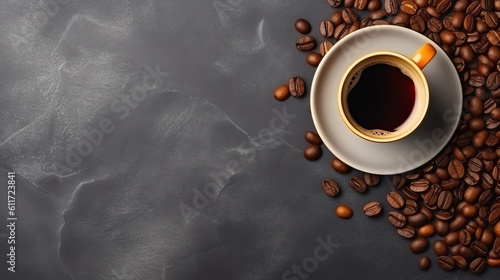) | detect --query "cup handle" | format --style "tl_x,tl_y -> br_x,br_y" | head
410,43 -> 436,69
